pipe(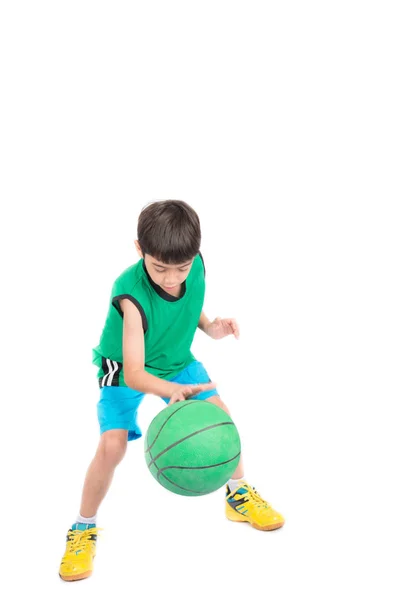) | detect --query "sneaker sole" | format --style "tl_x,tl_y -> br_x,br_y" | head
59,571 -> 92,582
226,515 -> 285,531
251,521 -> 285,531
